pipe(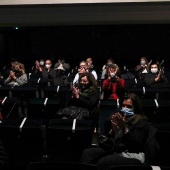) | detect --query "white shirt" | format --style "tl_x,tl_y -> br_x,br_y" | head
73,70 -> 98,85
